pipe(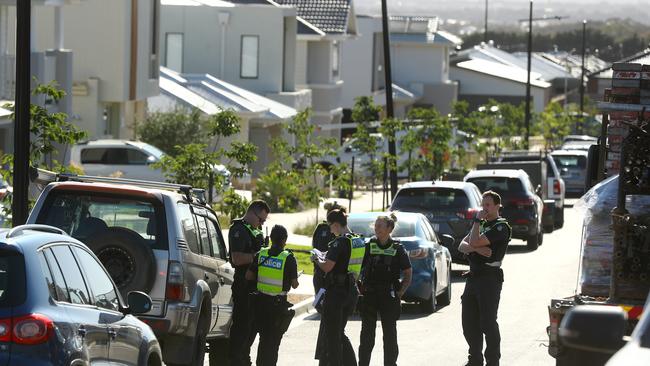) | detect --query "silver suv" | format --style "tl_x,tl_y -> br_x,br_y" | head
27,175 -> 233,366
